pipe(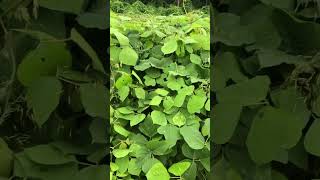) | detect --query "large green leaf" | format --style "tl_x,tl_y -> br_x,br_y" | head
38,0 -> 86,14
217,76 -> 270,105
180,126 -> 205,150
151,110 -> 167,126
213,103 -> 242,144
247,106 -> 305,164
119,46 -> 139,66
146,162 -> 170,180
304,119 -> 320,157
161,38 -> 178,55
24,145 -> 75,165
17,42 -> 72,86
27,77 -> 62,126
79,83 -> 108,119
168,161 -> 191,176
